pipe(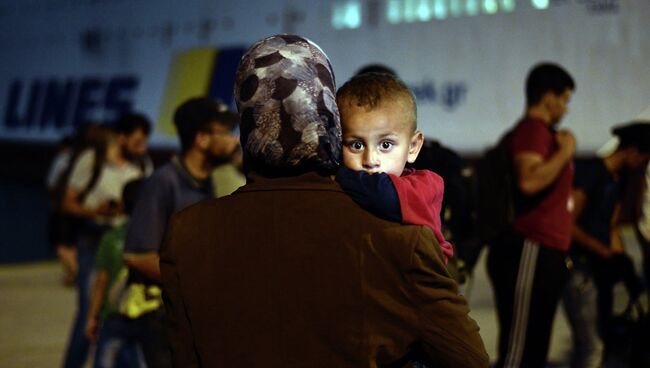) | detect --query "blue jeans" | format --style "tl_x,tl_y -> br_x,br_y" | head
94,315 -> 145,368
63,243 -> 96,368
63,228 -> 106,368
563,267 -> 604,368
